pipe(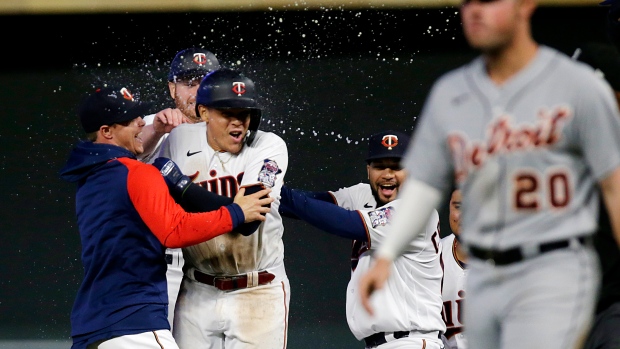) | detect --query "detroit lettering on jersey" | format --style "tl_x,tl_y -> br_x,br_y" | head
449,106 -> 571,183
195,158 -> 281,197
